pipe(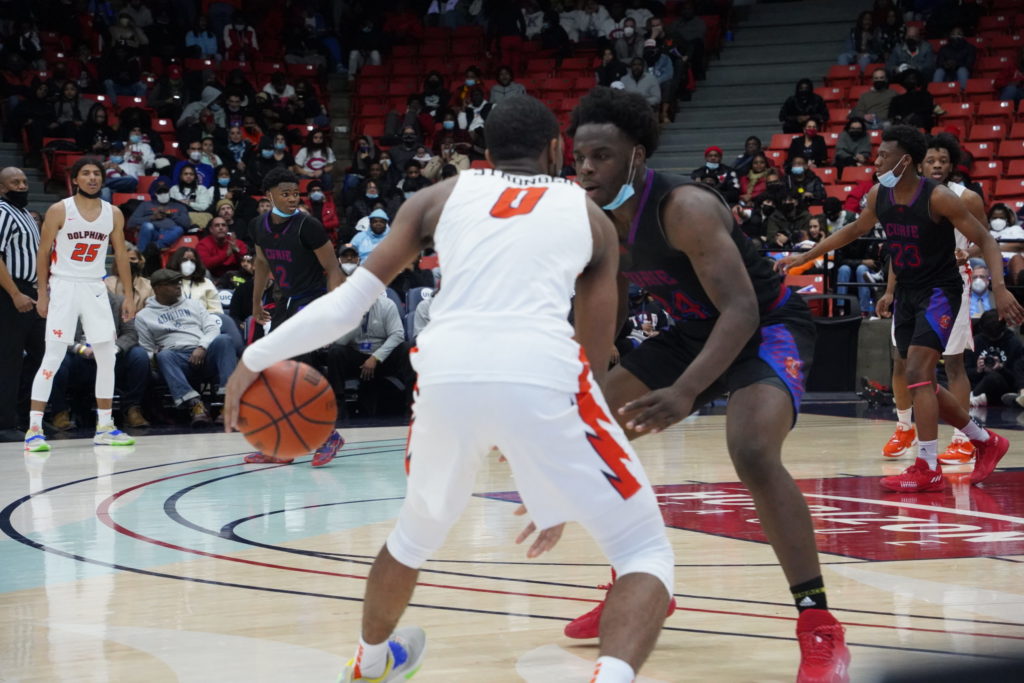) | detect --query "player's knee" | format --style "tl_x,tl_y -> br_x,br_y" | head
385,524 -> 442,571
729,445 -> 780,483
609,532 -> 675,597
